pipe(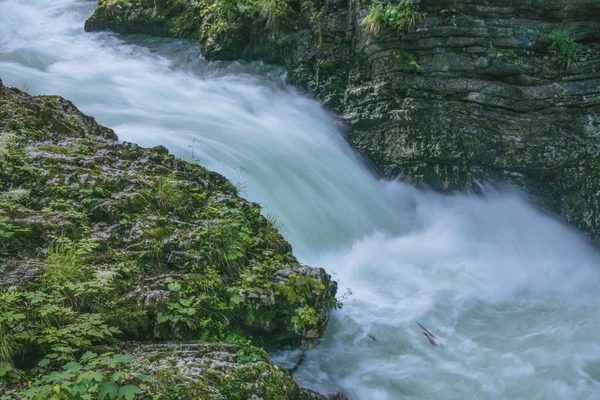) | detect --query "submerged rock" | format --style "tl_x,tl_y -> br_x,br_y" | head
85,0 -> 600,242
